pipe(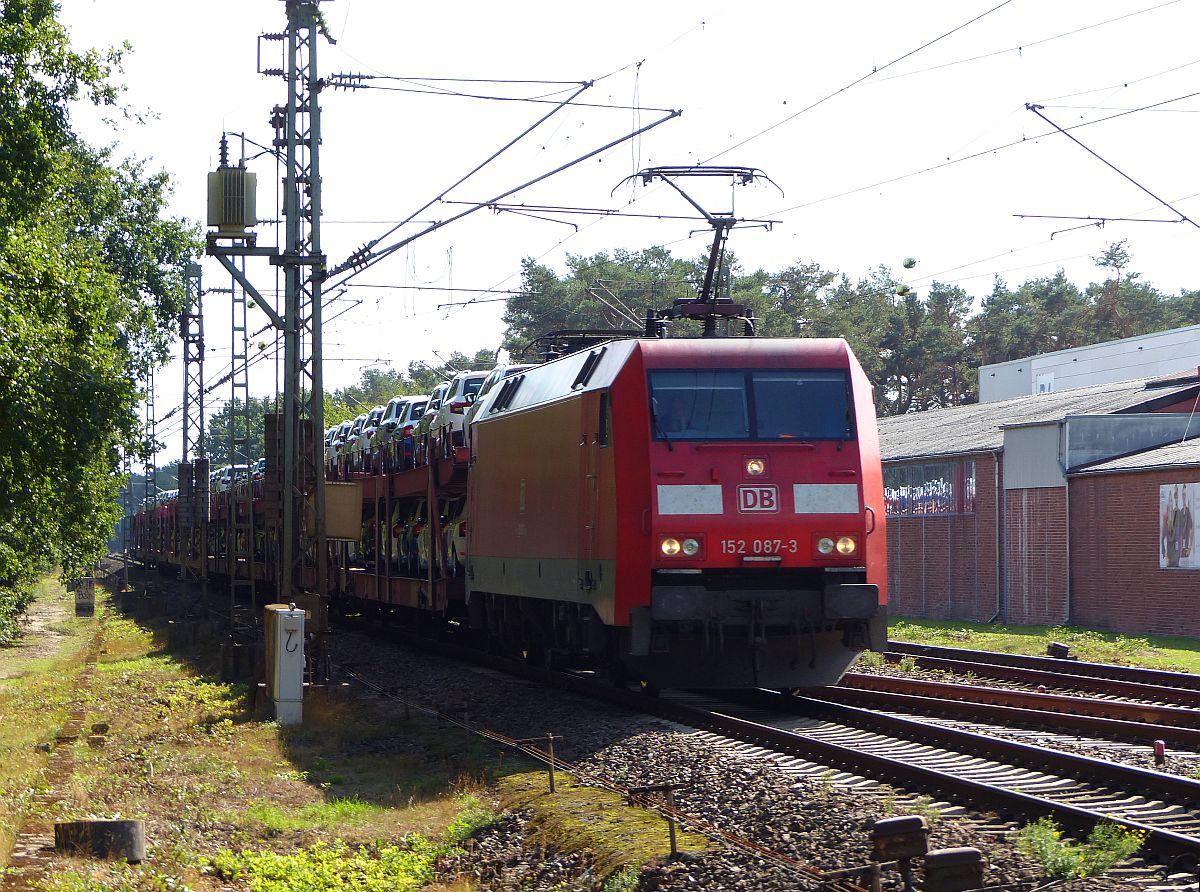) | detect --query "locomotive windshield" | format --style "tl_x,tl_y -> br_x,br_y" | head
649,369 -> 854,441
